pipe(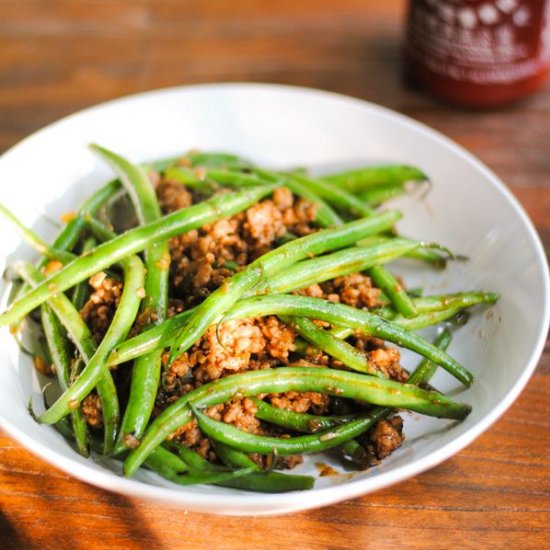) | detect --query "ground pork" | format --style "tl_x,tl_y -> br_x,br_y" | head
156,180 -> 193,213
162,316 -> 296,391
243,200 -> 286,252
268,391 -> 330,416
354,336 -> 409,382
359,416 -> 405,464
82,393 -> 102,428
205,397 -> 261,434
169,219 -> 247,306
80,272 -> 123,341
297,273 -> 383,310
